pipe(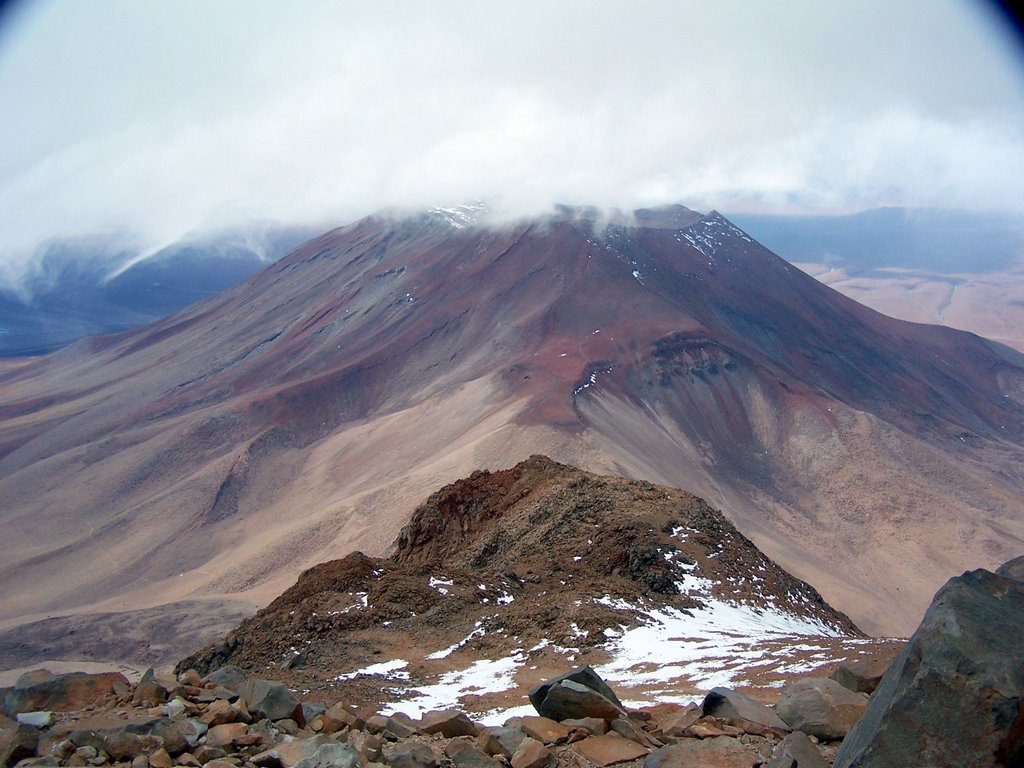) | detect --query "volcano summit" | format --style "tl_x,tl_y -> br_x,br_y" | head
0,204 -> 1022,667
